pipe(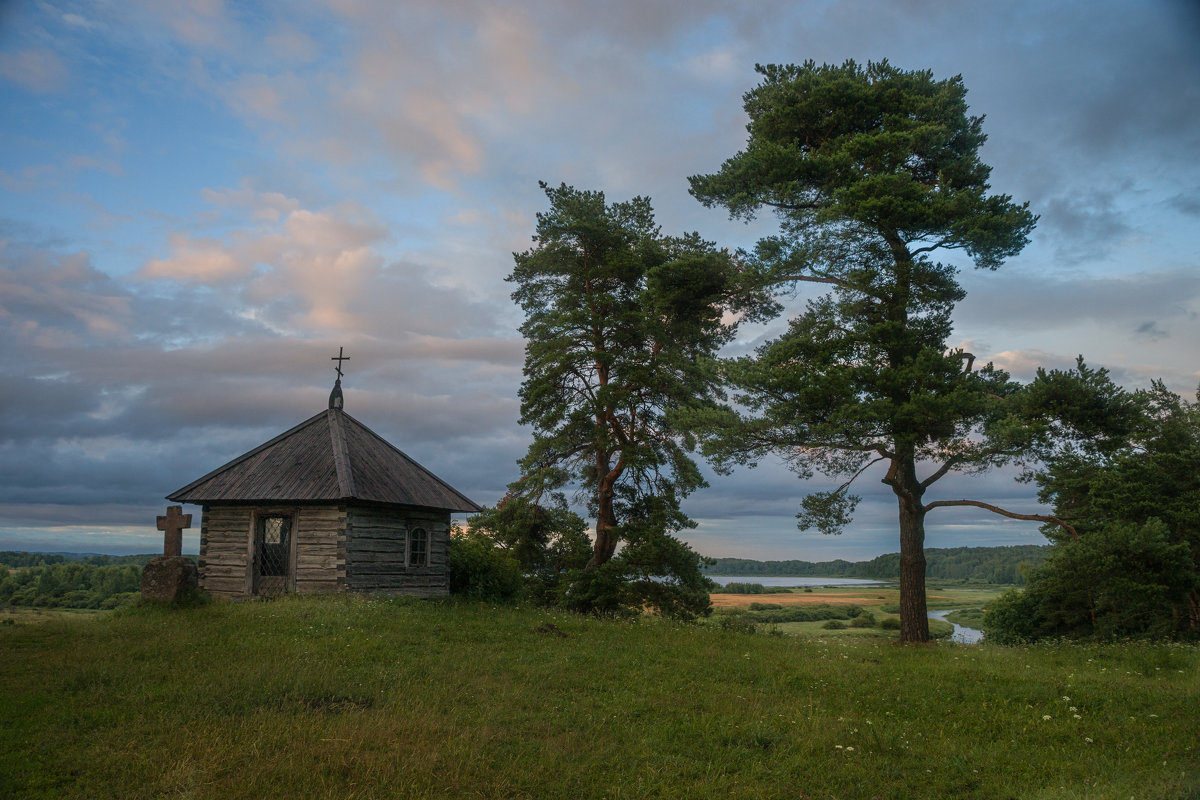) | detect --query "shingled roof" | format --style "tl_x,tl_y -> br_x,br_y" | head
167,408 -> 480,512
